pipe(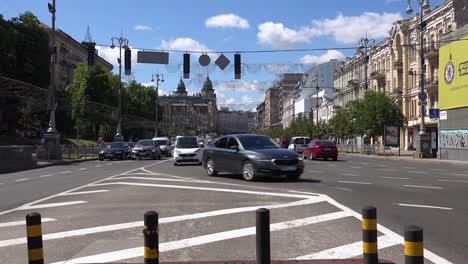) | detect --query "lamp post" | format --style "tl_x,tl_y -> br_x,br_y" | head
406,0 -> 431,158
314,74 -> 323,139
358,34 -> 375,91
151,73 -> 164,138
110,34 -> 129,142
